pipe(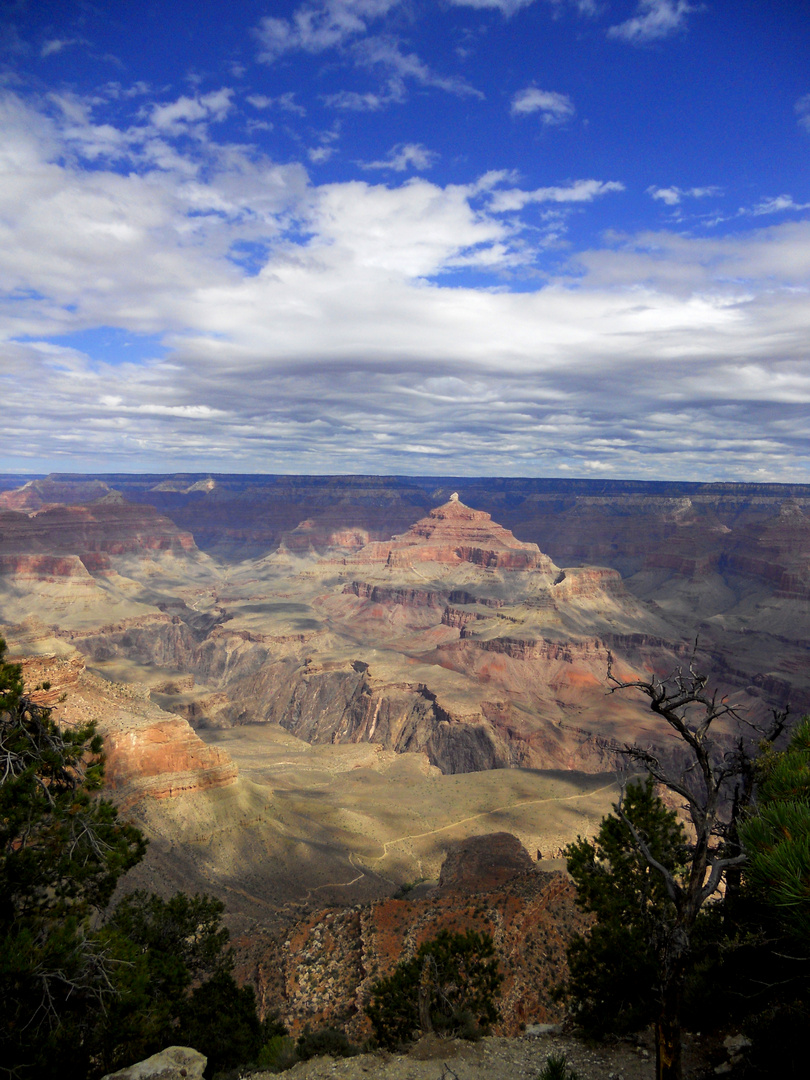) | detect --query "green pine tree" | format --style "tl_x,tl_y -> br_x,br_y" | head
0,638 -> 146,1078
